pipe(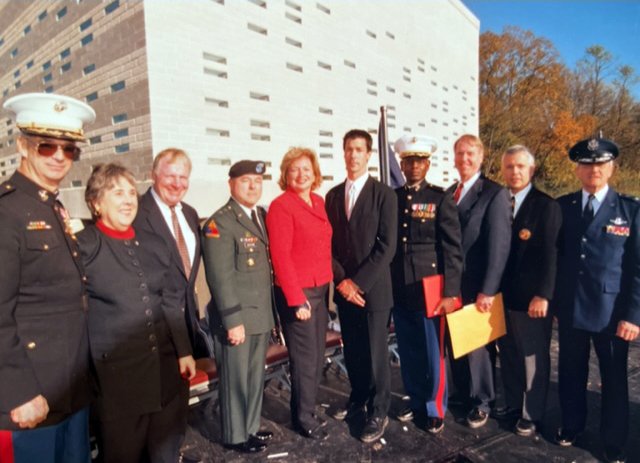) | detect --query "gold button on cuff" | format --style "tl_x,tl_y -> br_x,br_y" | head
27,341 -> 36,350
